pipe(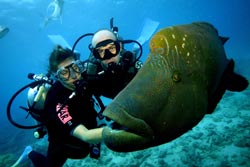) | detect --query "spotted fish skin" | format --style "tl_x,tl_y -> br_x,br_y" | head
102,22 -> 249,152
